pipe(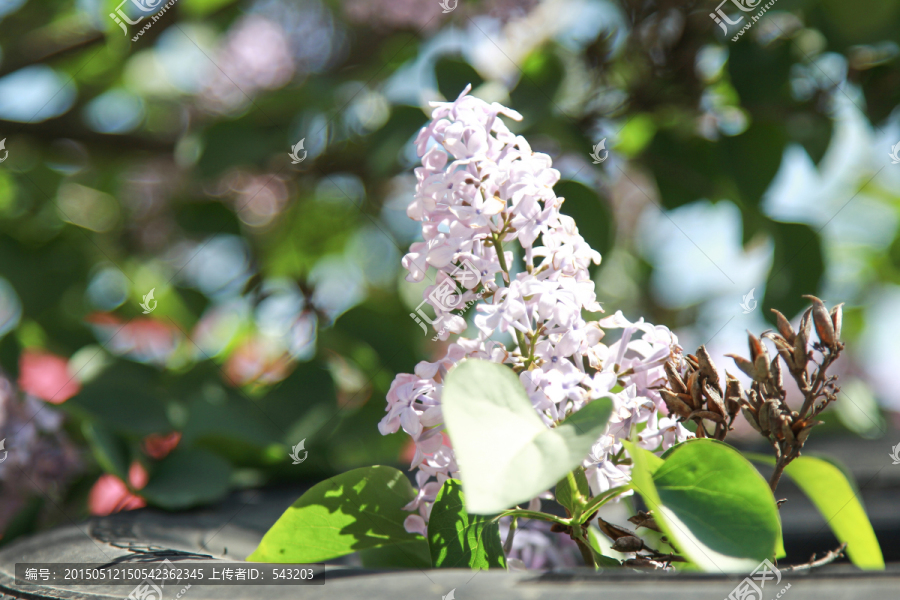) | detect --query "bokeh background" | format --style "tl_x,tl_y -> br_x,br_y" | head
0,0 -> 899,546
